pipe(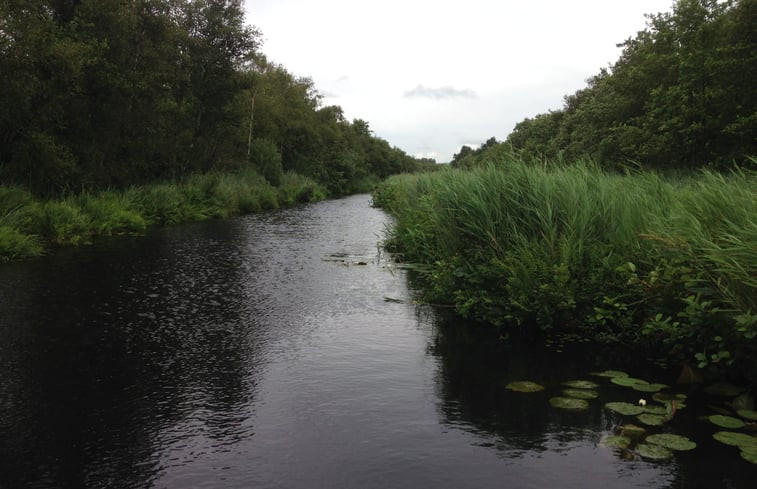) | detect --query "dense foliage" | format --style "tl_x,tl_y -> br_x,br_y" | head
453,0 -> 756,171
0,0 -> 432,197
373,158 -> 757,381
0,169 -> 326,262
